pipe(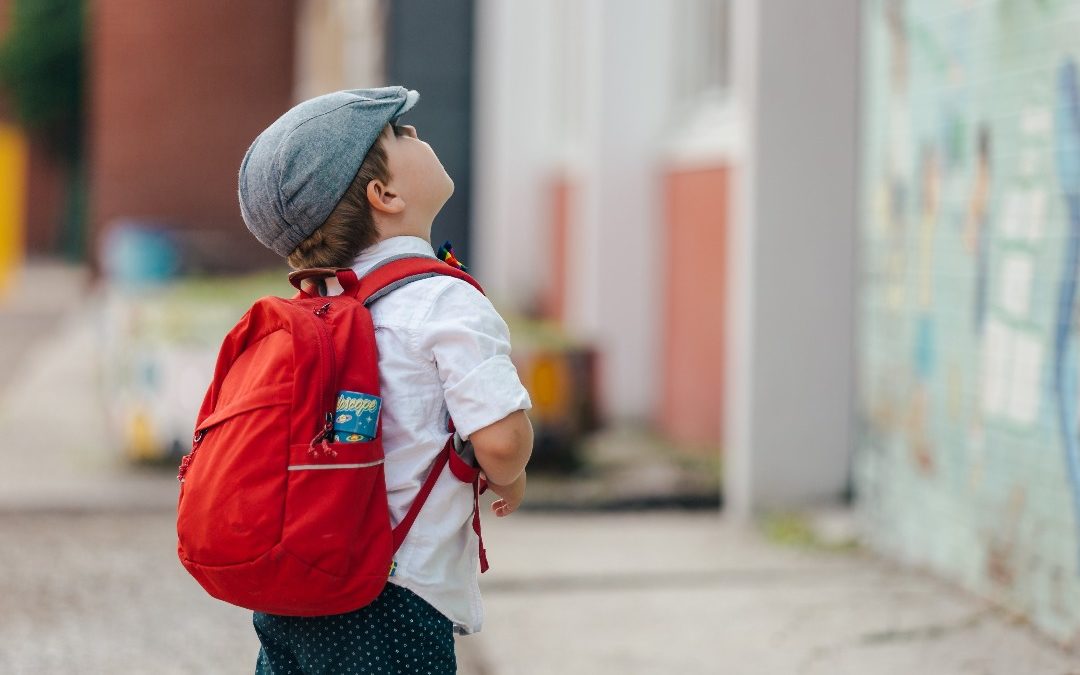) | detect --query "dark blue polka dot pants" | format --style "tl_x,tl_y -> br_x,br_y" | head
252,582 -> 456,674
